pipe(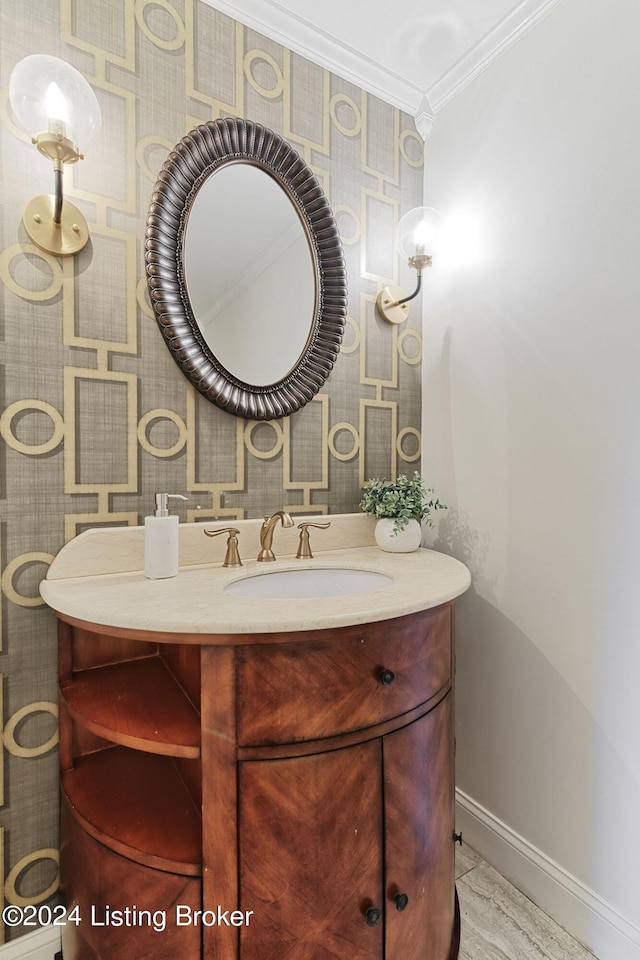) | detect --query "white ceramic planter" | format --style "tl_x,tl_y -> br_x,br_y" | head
374,518 -> 422,553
